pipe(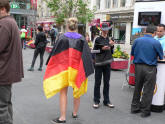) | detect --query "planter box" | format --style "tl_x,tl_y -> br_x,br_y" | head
111,58 -> 128,70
